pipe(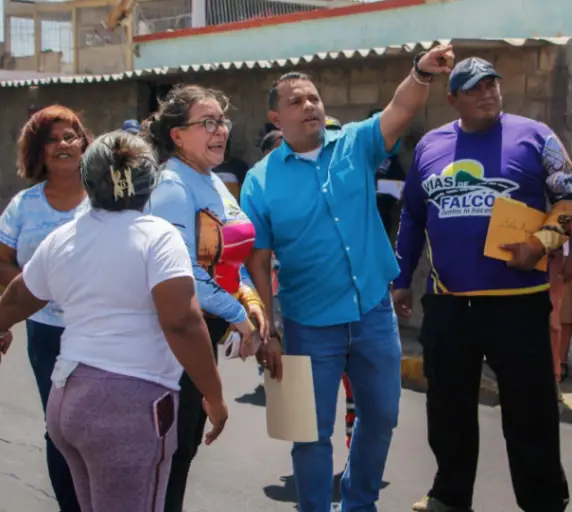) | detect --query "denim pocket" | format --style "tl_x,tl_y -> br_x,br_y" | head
372,289 -> 393,311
